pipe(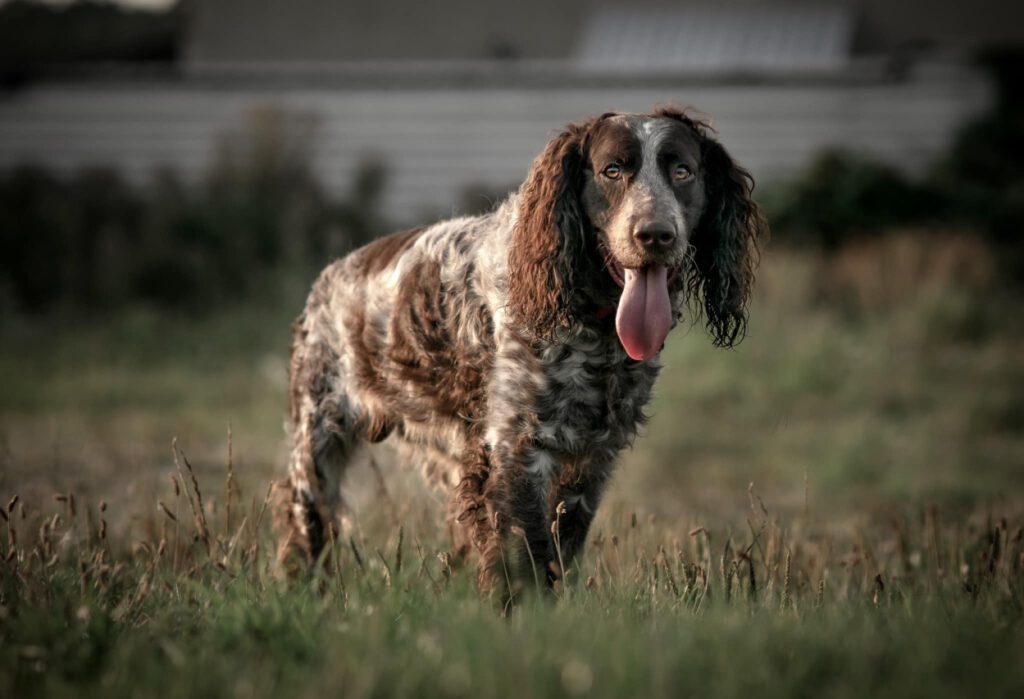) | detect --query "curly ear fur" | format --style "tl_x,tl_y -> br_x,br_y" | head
507,121 -> 593,341
689,136 -> 765,347
654,107 -> 765,348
